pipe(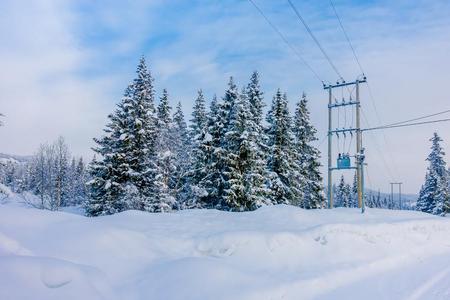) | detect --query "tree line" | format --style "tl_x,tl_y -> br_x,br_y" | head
332,174 -> 411,210
85,57 -> 325,216
1,58 -> 447,217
